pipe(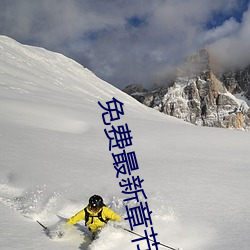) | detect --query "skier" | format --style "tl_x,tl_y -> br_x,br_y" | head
66,194 -> 122,239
